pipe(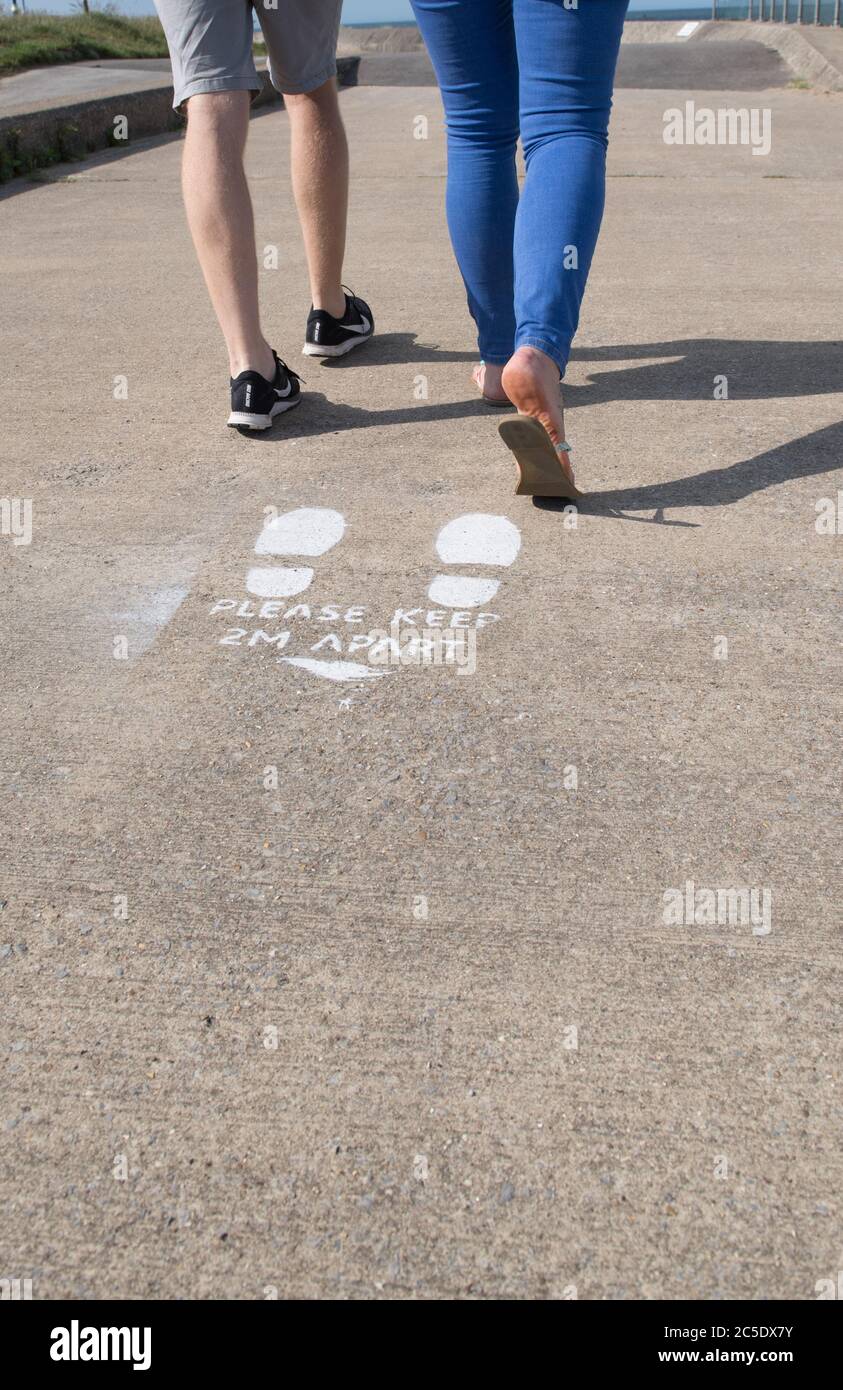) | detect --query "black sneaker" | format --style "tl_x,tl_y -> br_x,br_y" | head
303,289 -> 374,358
227,351 -> 302,431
